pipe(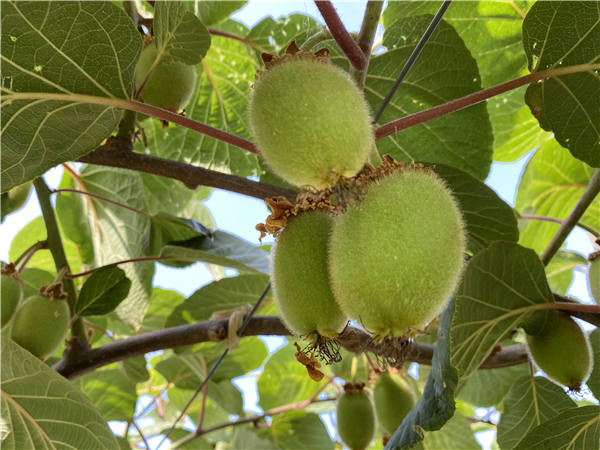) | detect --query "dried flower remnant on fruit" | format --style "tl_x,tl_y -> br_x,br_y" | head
295,342 -> 325,381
